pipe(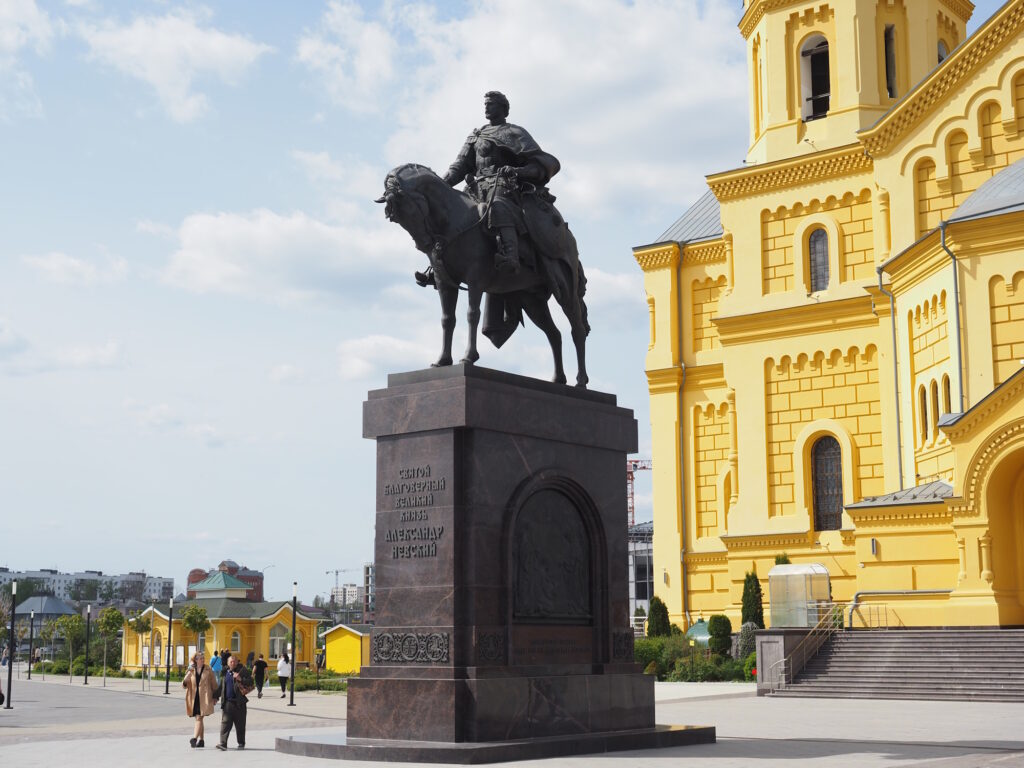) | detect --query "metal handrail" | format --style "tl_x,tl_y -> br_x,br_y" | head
847,589 -> 951,628
766,602 -> 846,693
